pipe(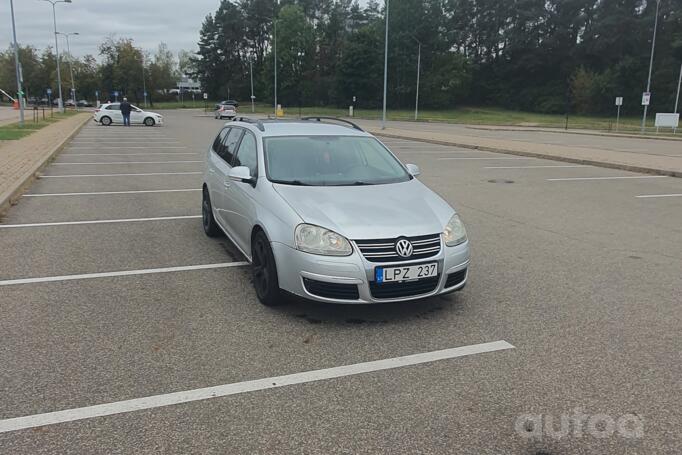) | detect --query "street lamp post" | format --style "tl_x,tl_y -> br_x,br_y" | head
141,53 -> 147,107
249,55 -> 255,113
641,0 -> 661,133
57,32 -> 78,111
674,63 -> 682,114
9,0 -> 25,126
273,7 -> 278,116
411,36 -> 421,121
381,0 -> 389,129
42,0 -> 72,114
